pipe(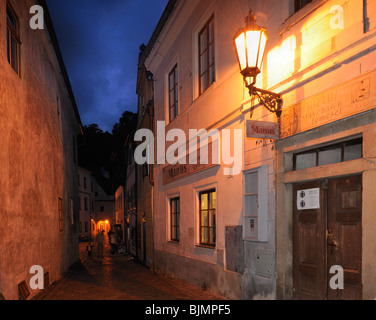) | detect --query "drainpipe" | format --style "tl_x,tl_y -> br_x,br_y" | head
147,82 -> 155,272
134,140 -> 139,261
